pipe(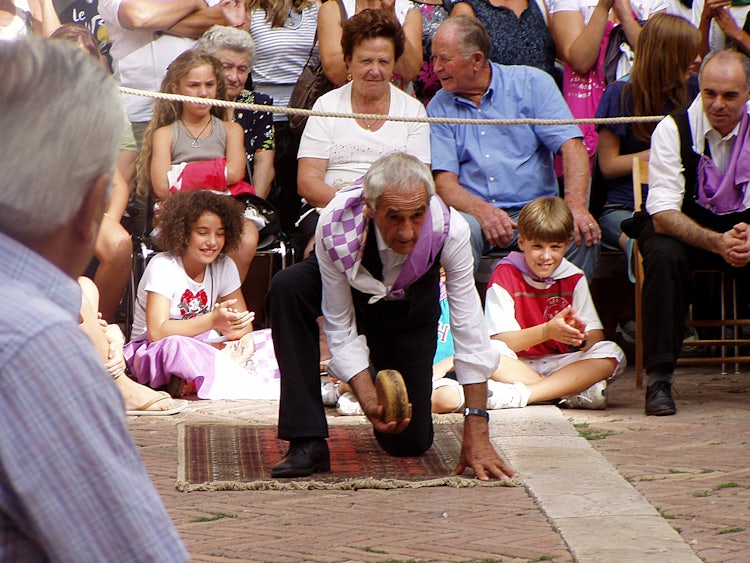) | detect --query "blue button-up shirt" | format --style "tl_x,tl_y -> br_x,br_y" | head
427,62 -> 583,210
